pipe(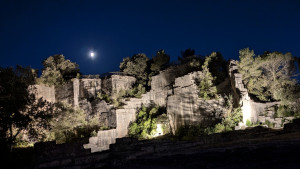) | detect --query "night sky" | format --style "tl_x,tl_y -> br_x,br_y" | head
1,0 -> 300,75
